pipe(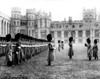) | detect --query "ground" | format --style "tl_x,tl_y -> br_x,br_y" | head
0,44 -> 100,79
